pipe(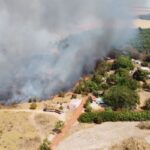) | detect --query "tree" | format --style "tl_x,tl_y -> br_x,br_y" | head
107,72 -> 139,90
29,102 -> 37,110
104,85 -> 139,110
133,69 -> 149,81
112,56 -> 134,70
